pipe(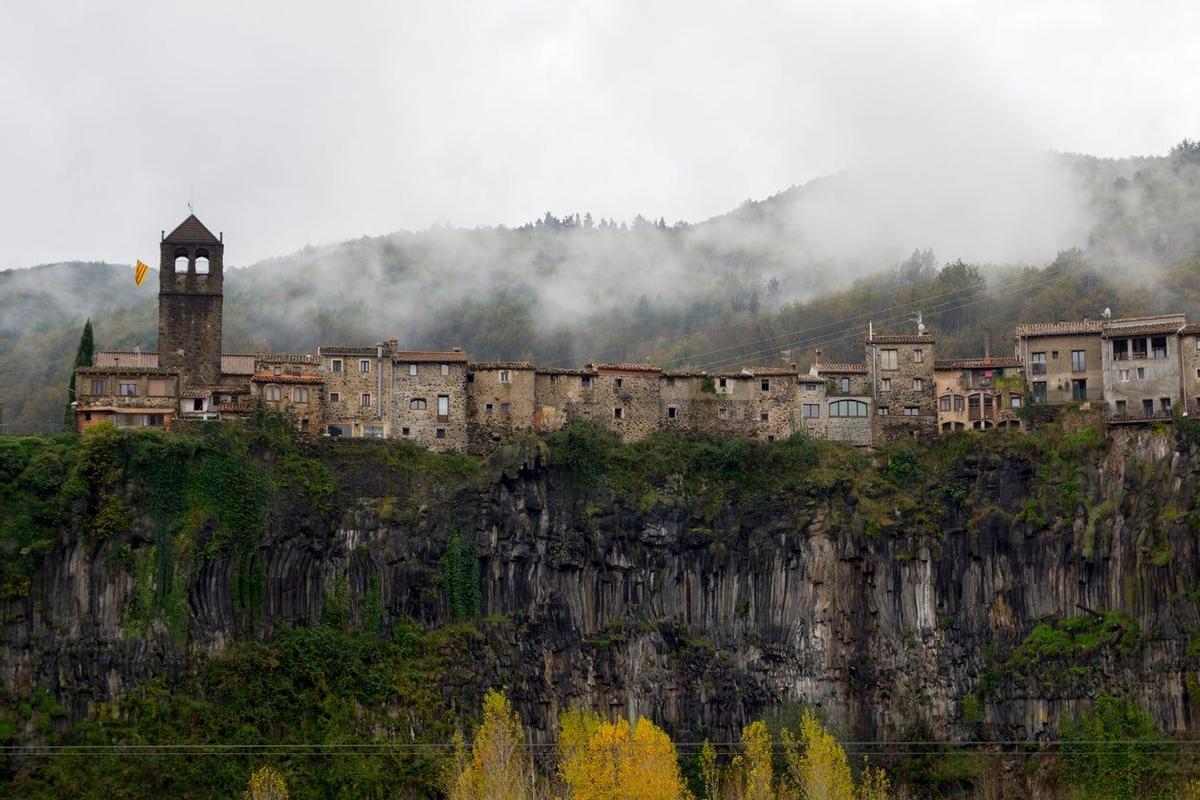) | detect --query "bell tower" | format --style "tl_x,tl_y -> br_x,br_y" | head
158,214 -> 224,386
